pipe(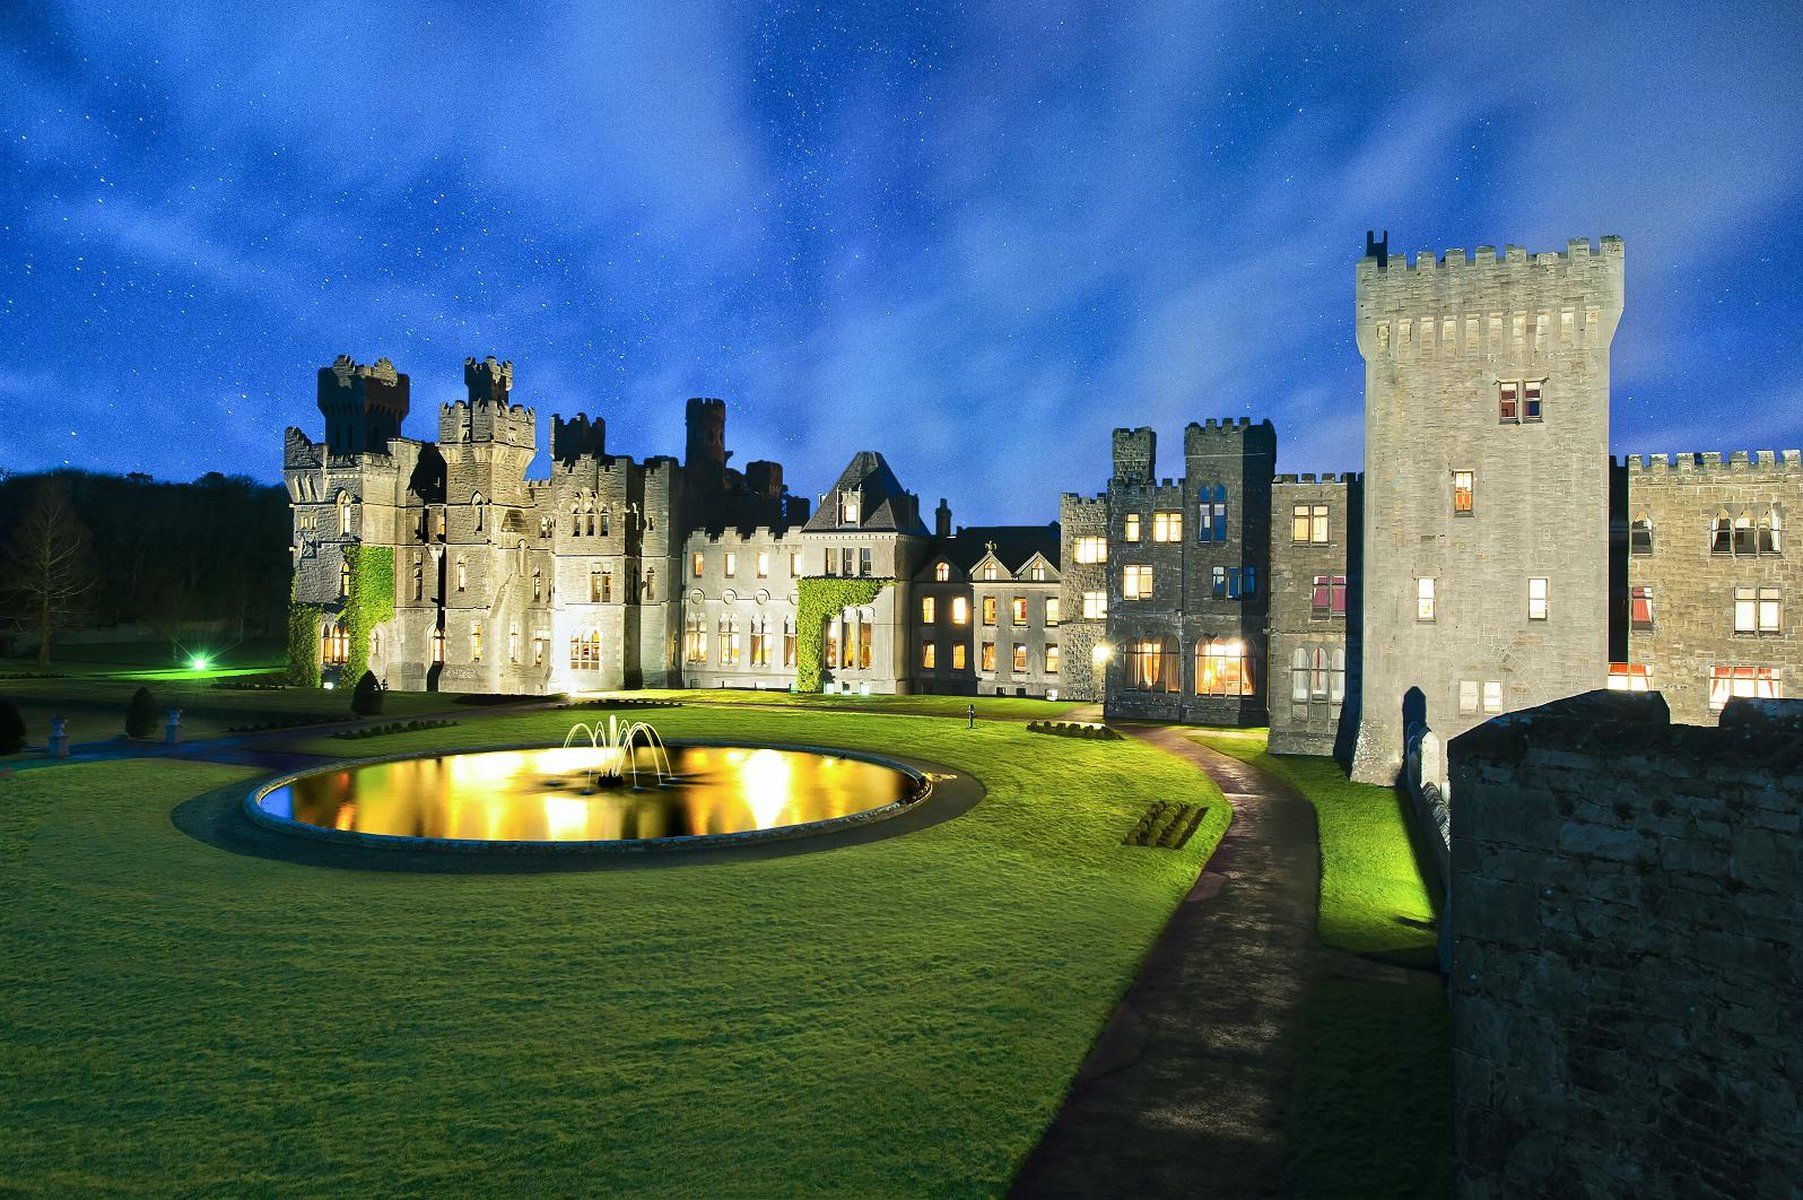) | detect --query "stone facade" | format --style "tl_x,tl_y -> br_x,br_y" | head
1446,691 -> 1803,1199
1351,236 -> 1625,783
913,523 -> 1063,697
1616,451 -> 1801,725
1267,474 -> 1362,756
